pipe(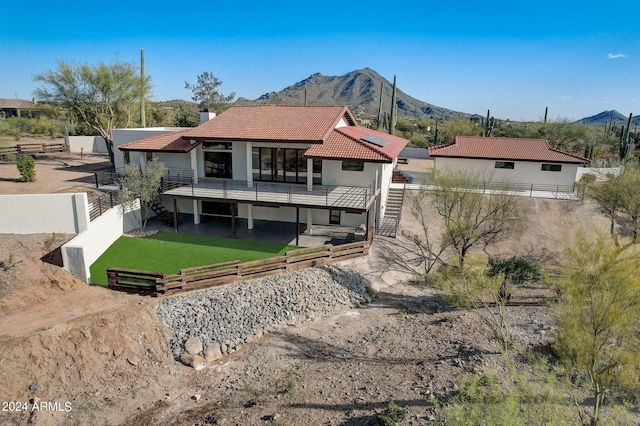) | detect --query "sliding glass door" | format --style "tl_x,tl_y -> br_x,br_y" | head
253,148 -> 316,184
